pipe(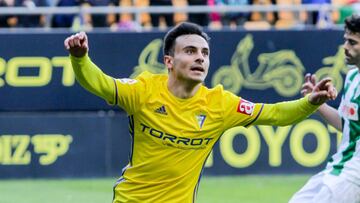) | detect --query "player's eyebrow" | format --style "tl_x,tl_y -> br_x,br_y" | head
183,45 -> 209,51
183,45 -> 197,50
344,36 -> 358,44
